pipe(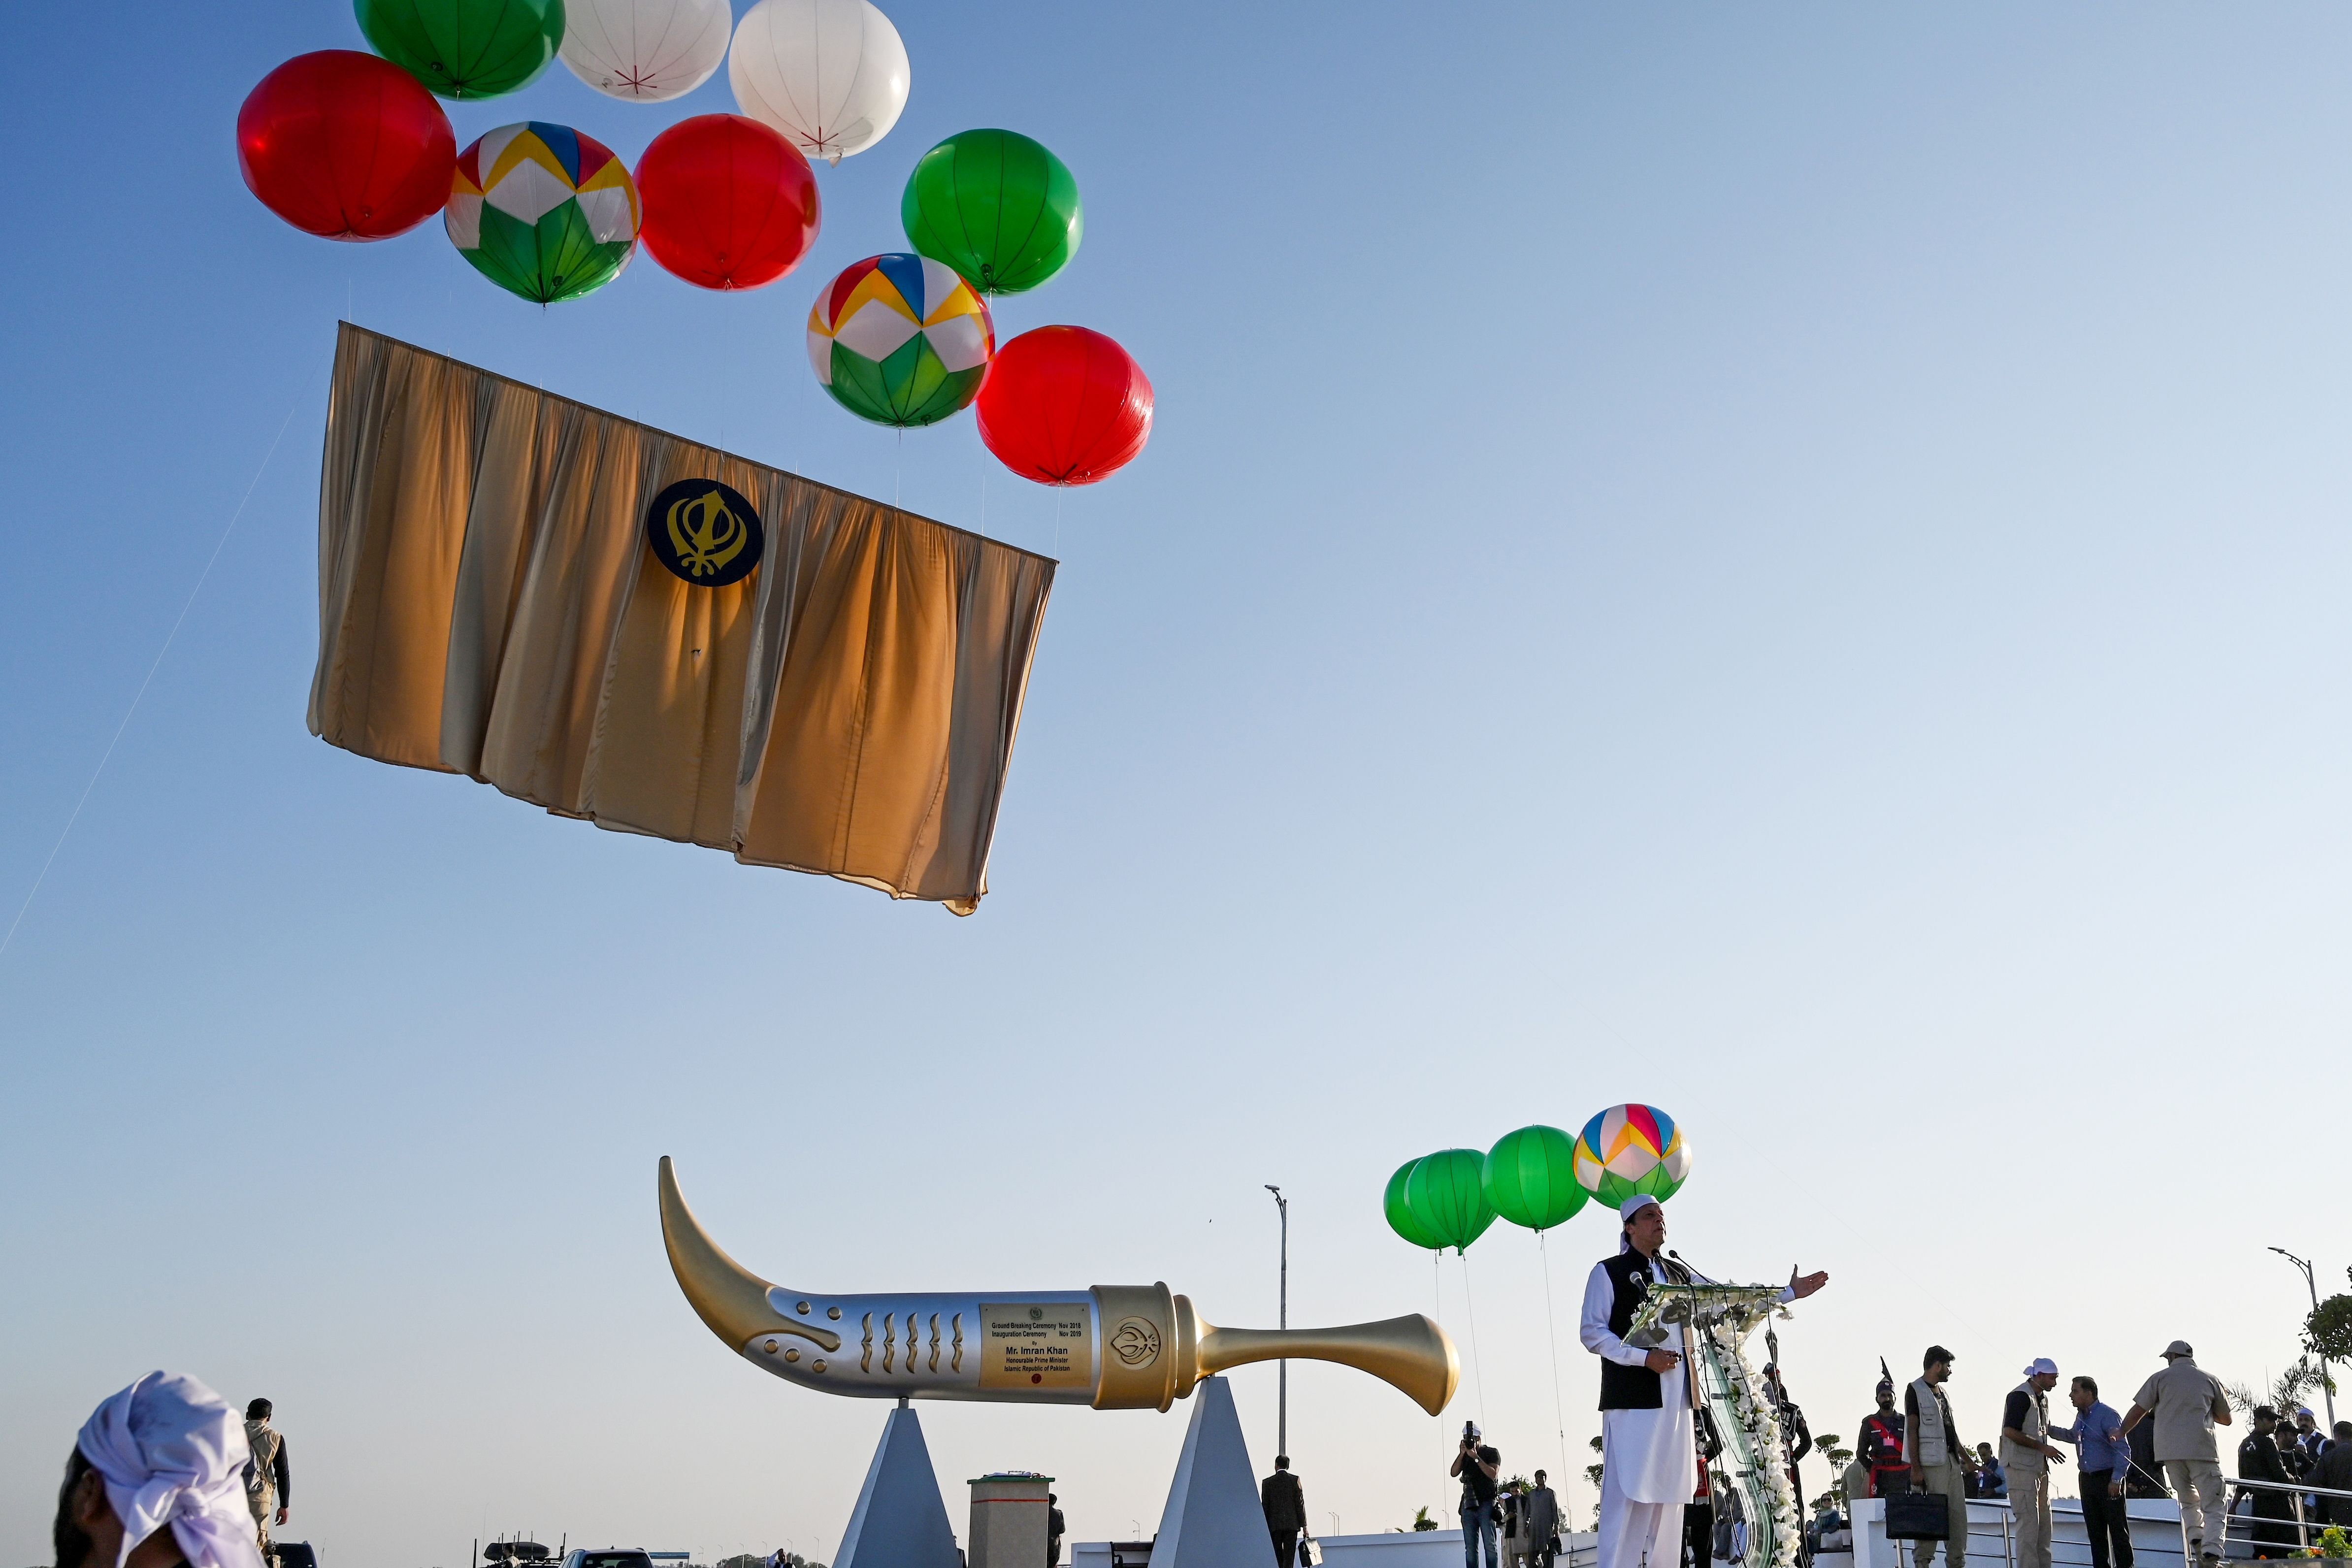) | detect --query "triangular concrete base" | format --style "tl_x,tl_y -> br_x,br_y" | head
836,1404 -> 962,1568
1152,1376 -> 1277,1568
